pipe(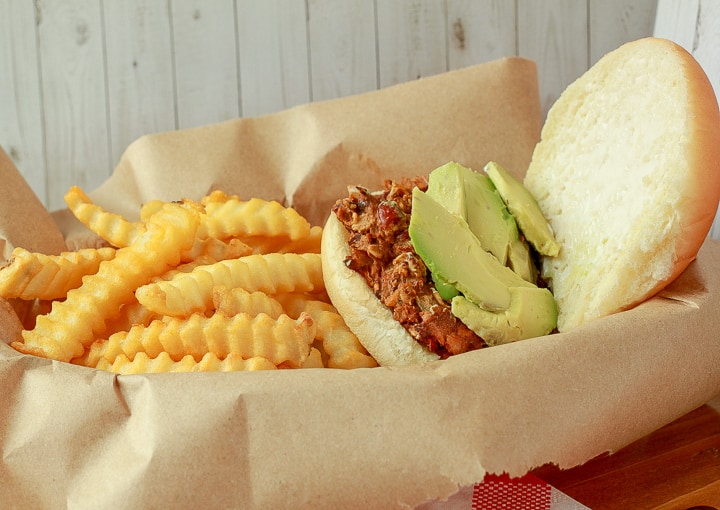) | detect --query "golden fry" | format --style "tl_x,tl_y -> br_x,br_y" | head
65,188 -> 251,263
242,225 -> 323,255
102,298 -> 159,337
139,199 -> 166,221
10,185 -> 376,373
16,202 -> 200,362
81,312 -> 315,369
180,236 -> 252,263
96,351 -> 277,374
64,186 -> 144,247
135,253 -> 324,317
276,293 -> 378,369
0,246 -> 116,300
299,347 -> 325,369
212,286 -> 284,318
151,255 -> 218,283
201,195 -> 311,241
200,189 -> 237,205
